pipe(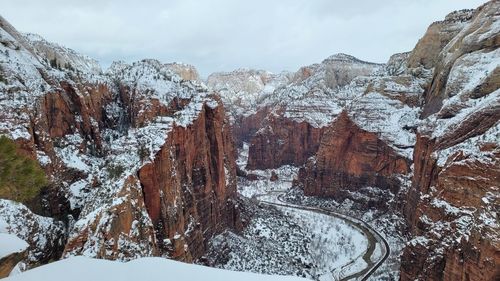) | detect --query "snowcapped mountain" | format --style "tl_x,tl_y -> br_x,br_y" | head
0,13 -> 241,276
206,1 -> 499,280
23,33 -> 102,75
0,1 -> 498,281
